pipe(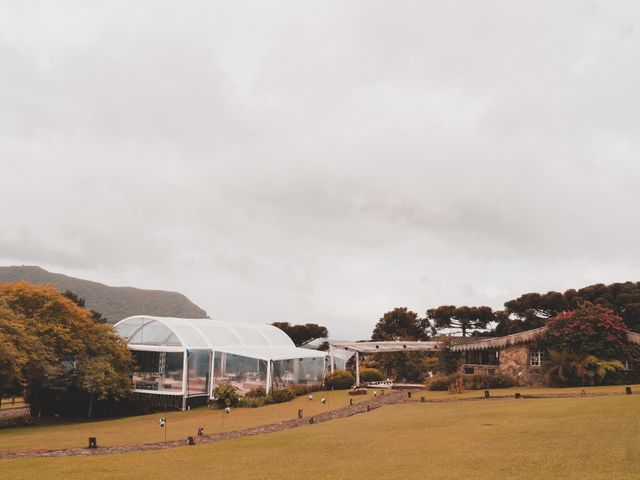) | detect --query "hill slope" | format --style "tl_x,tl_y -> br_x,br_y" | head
0,266 -> 208,323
